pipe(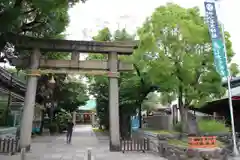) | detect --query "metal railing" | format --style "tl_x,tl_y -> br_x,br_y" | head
0,138 -> 19,155
120,138 -> 150,153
